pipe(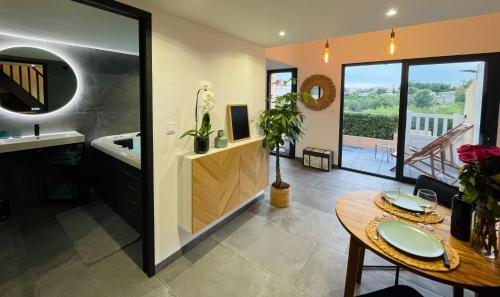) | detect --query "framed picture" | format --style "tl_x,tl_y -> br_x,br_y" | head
227,104 -> 251,142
